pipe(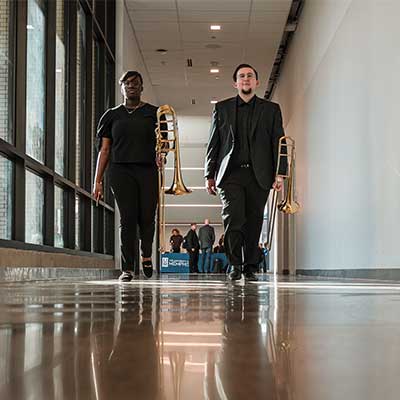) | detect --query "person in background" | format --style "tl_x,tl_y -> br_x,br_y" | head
169,228 -> 183,253
185,223 -> 200,273
198,219 -> 215,273
214,234 -> 225,253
